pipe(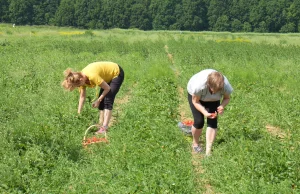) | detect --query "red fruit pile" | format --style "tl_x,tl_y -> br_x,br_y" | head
82,136 -> 108,147
182,120 -> 194,126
